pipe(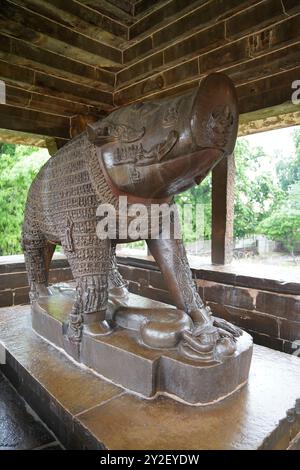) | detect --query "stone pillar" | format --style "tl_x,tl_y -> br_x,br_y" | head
211,153 -> 235,264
